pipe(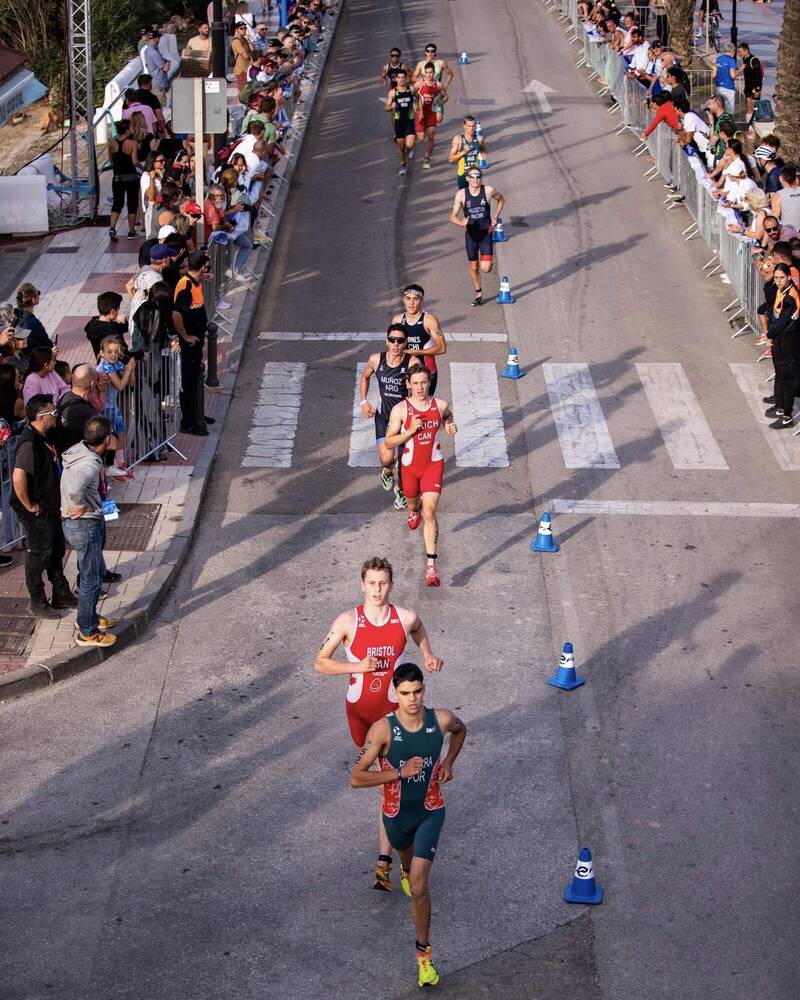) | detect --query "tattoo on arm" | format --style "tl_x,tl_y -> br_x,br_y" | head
320,631 -> 335,651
